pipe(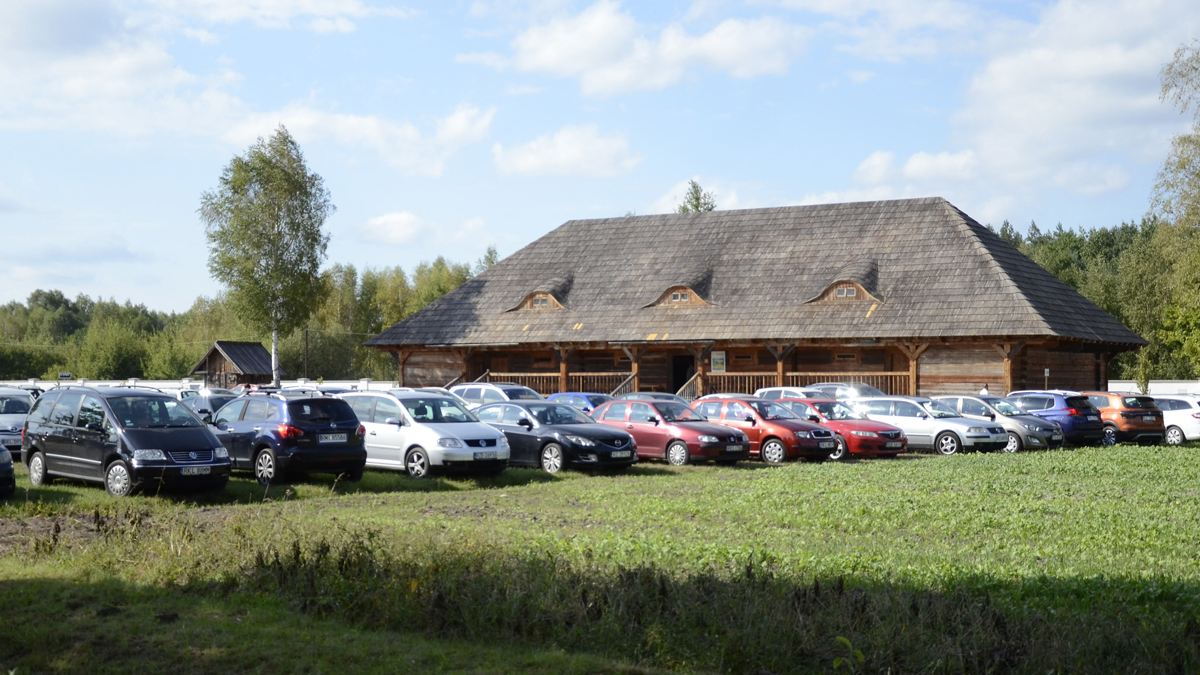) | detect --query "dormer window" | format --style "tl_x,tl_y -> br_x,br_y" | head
836,287 -> 857,298
514,291 -> 563,311
532,297 -> 550,307
646,284 -> 709,308
810,281 -> 877,303
670,291 -> 690,302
